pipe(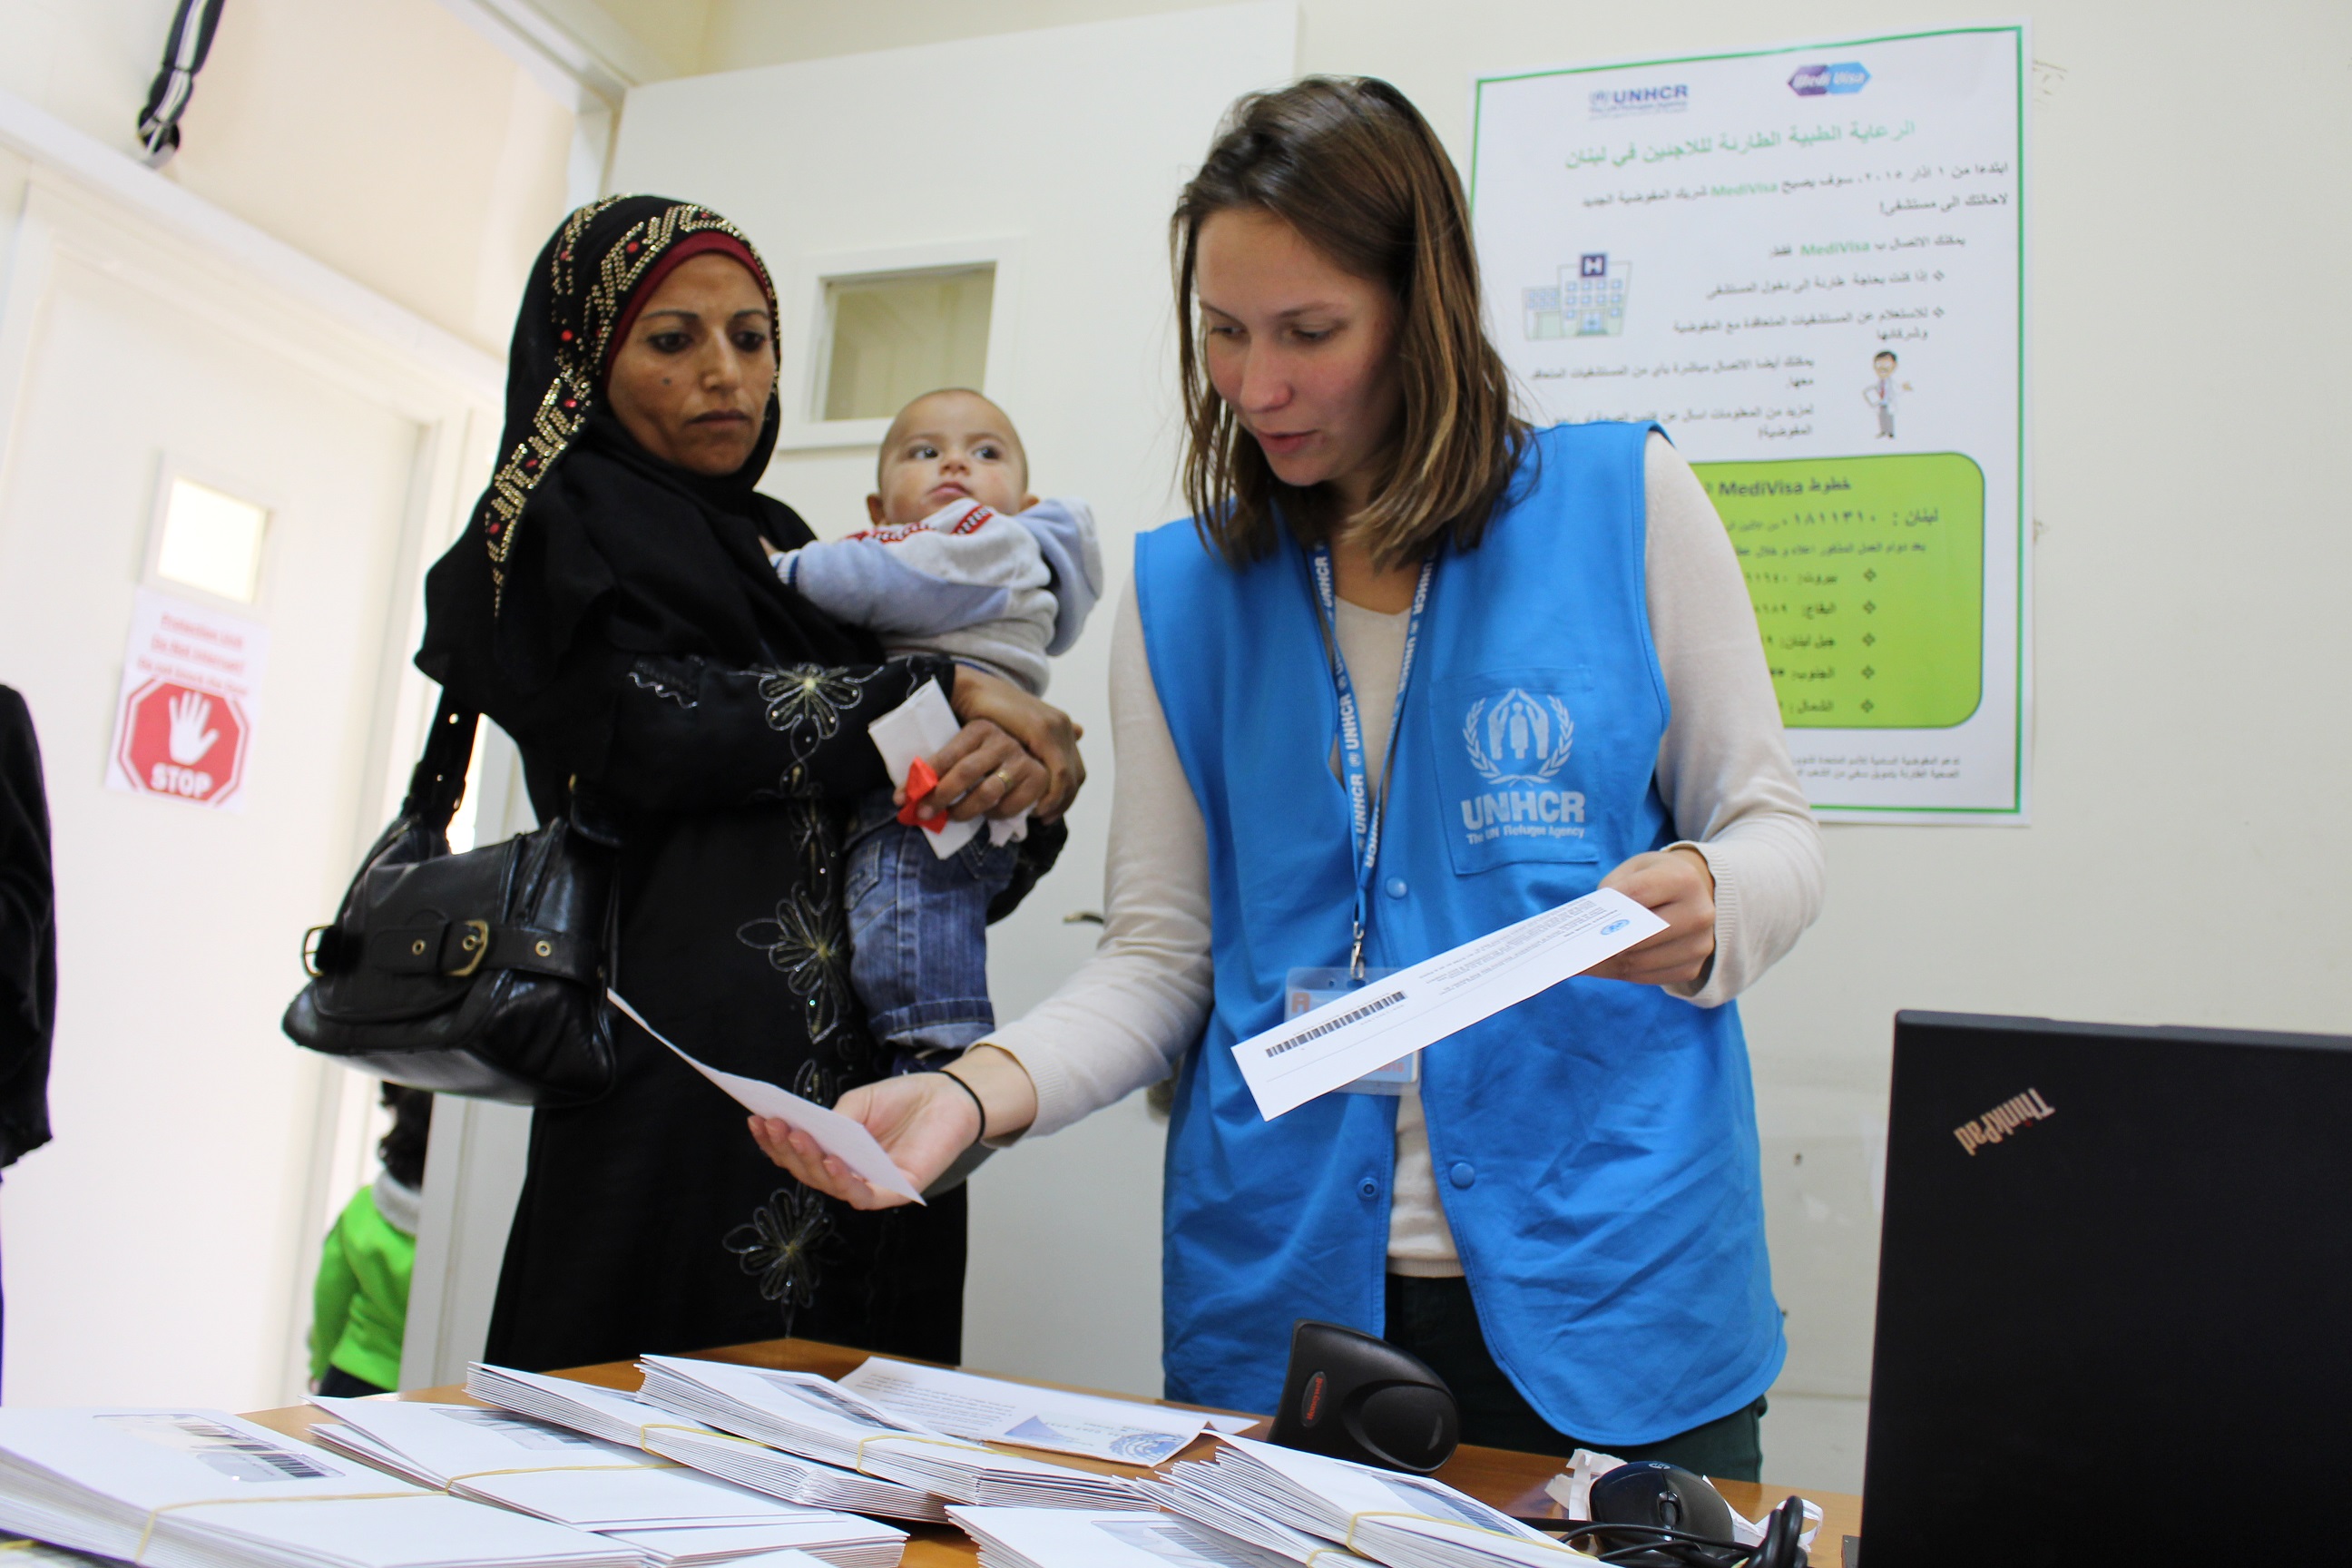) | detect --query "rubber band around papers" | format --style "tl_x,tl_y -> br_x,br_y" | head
132,1455 -> 692,1563
133,1490 -> 422,1563
442,1460 -> 684,1484
1297,1508 -> 1593,1563
632,1422 -> 779,1457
